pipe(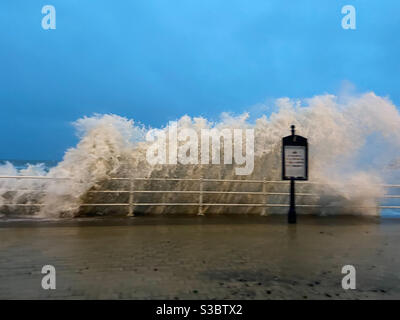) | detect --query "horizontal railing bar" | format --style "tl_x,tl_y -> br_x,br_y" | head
202,179 -> 277,184
0,176 -> 295,183
0,176 -> 69,180
1,187 -> 399,199
1,175 -> 400,188
200,179 -> 319,184
2,203 -> 399,209
0,204 -> 45,206
200,204 -> 396,208
86,190 -> 321,196
0,189 -> 46,192
79,204 -> 129,206
1,189 -> 399,200
88,190 -> 400,198
129,203 -> 289,207
1,188 -> 399,199
130,177 -> 200,181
